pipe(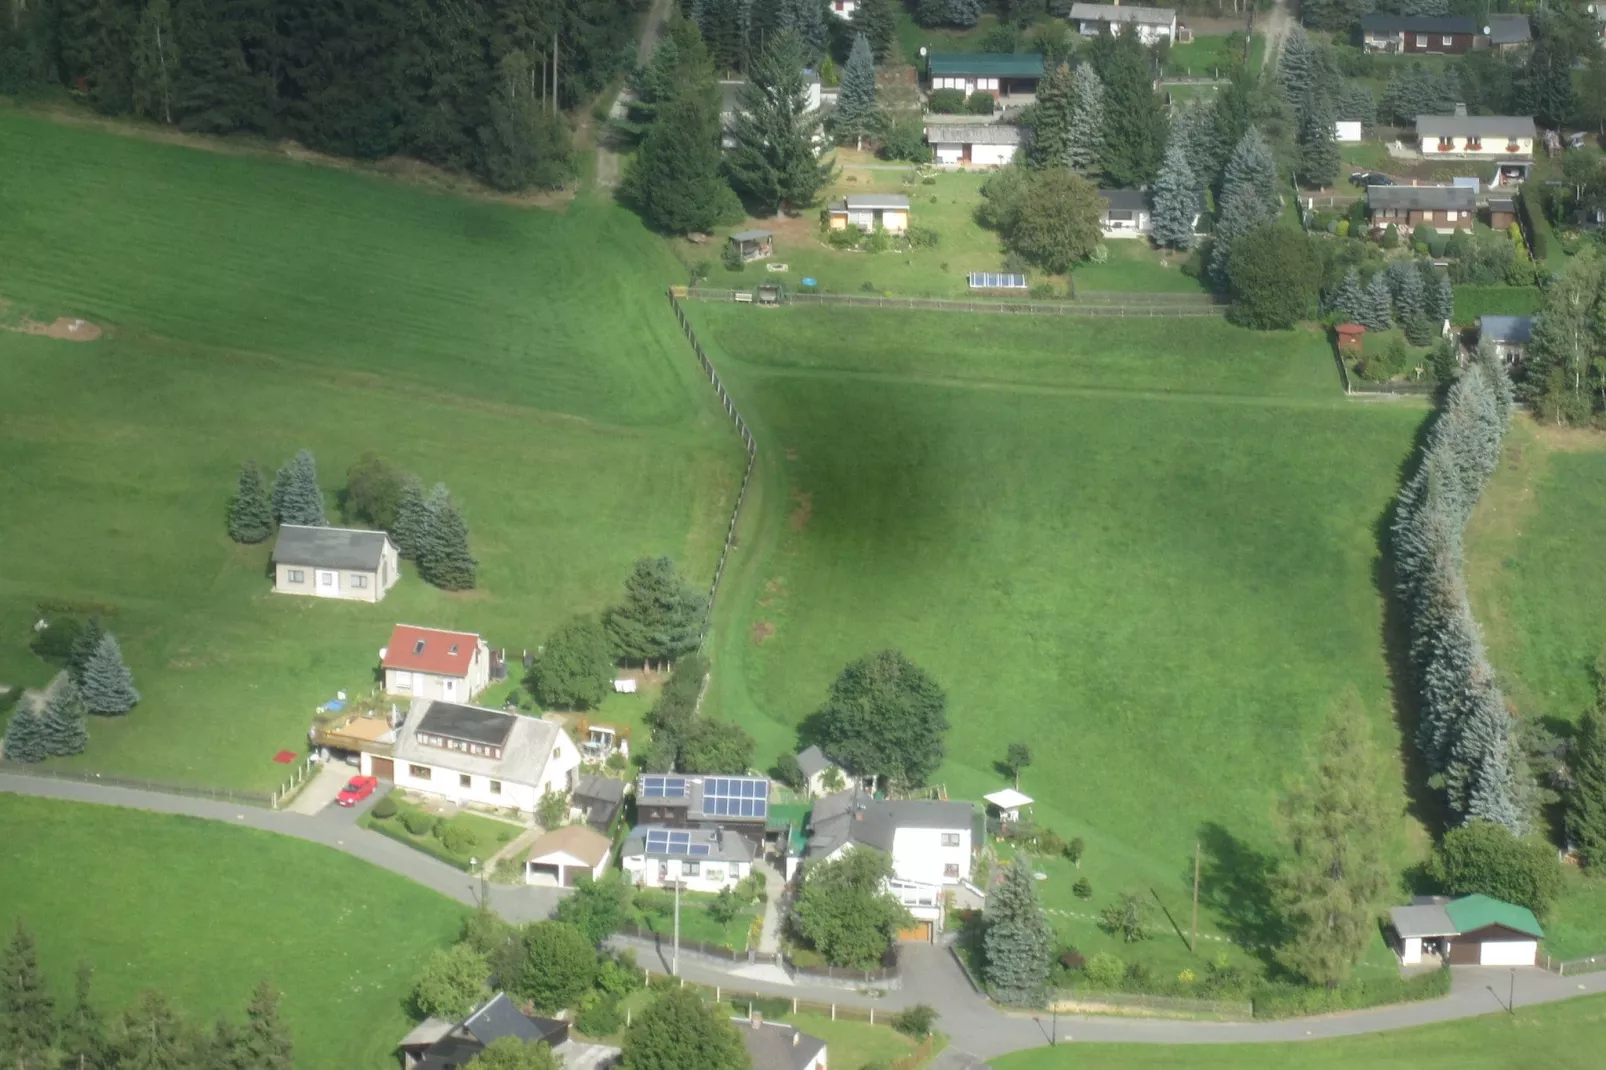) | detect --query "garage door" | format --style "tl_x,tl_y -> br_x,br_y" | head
898,921 -> 933,943
1447,939 -> 1480,965
370,757 -> 395,781
528,863 -> 561,887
